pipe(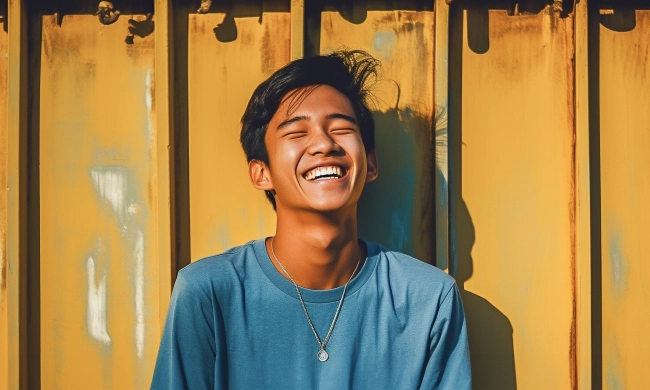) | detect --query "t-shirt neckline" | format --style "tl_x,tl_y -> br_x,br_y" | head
252,238 -> 378,303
